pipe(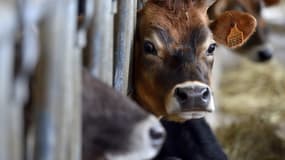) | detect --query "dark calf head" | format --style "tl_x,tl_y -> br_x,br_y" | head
209,0 -> 280,62
134,0 -> 257,121
82,70 -> 165,160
